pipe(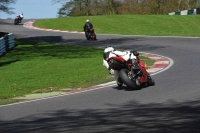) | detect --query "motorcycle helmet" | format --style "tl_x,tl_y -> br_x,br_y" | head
104,46 -> 114,53
131,50 -> 139,56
